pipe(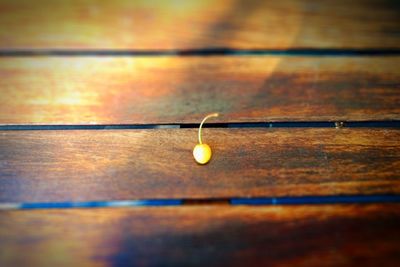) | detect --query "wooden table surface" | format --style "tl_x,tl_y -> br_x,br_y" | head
0,0 -> 399,266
